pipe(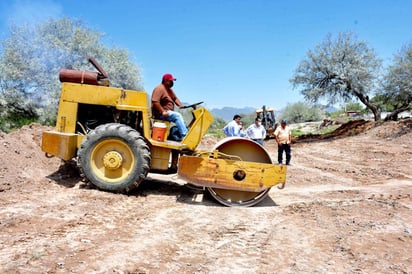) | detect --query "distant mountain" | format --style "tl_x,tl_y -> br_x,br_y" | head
210,106 -> 256,122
